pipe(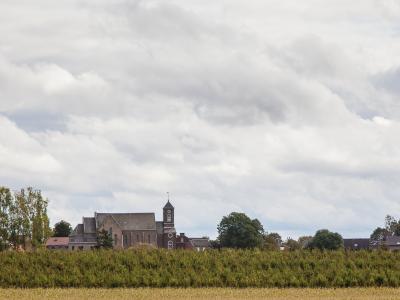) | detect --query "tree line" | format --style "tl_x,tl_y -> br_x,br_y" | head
0,186 -> 51,250
1,184 -> 398,251
214,212 -> 343,251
